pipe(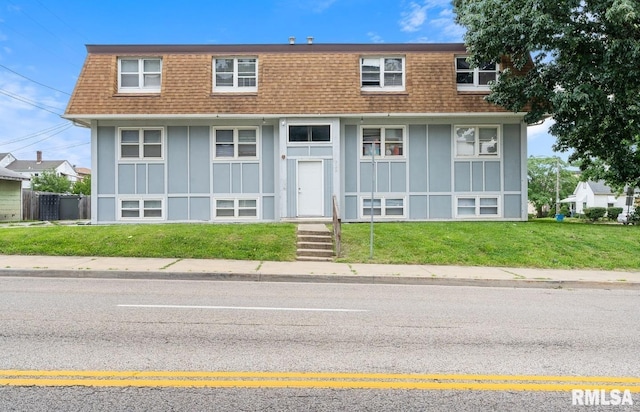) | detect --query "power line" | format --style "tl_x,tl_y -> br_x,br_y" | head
0,122 -> 70,146
0,88 -> 65,116
0,64 -> 71,95
10,123 -> 72,152
34,0 -> 90,43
